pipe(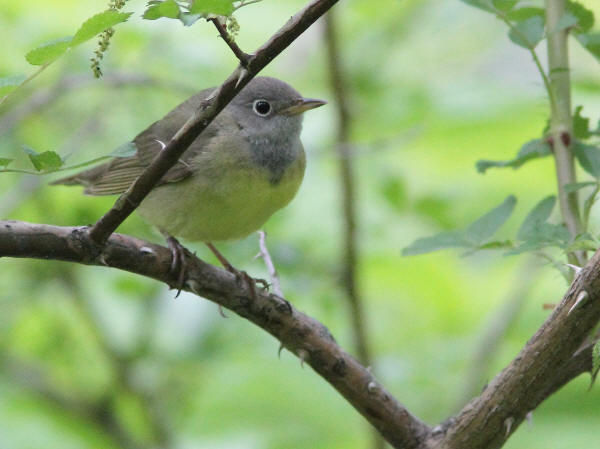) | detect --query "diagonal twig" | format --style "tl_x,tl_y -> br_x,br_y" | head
209,17 -> 251,66
88,0 -> 342,245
